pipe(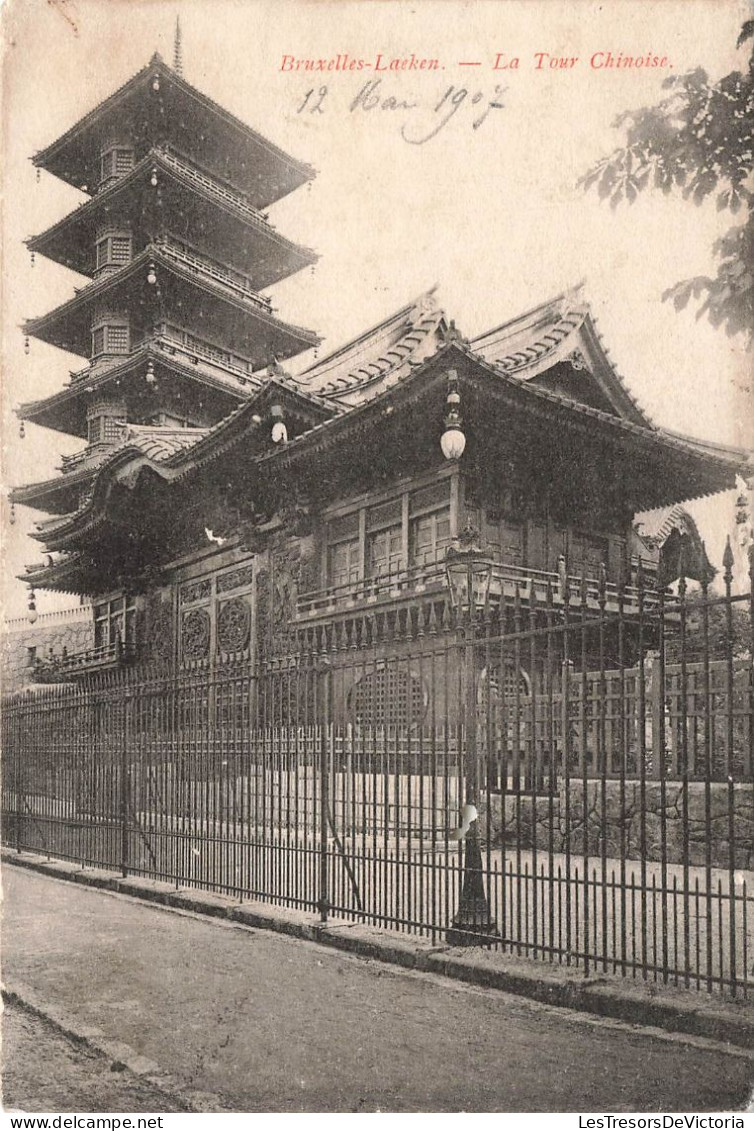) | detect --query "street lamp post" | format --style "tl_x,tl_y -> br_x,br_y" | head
445,524 -> 499,946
